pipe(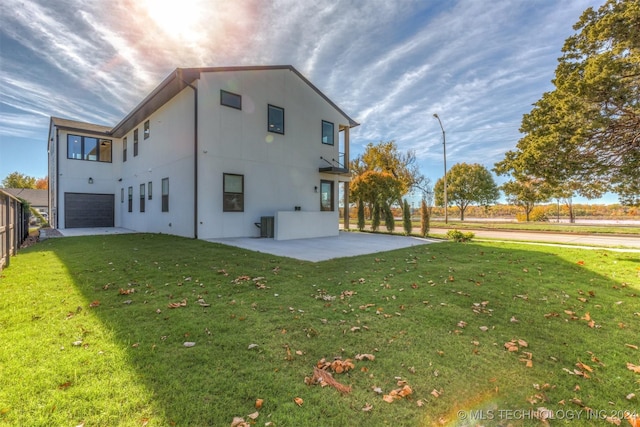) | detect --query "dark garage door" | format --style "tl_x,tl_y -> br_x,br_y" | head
64,193 -> 114,228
